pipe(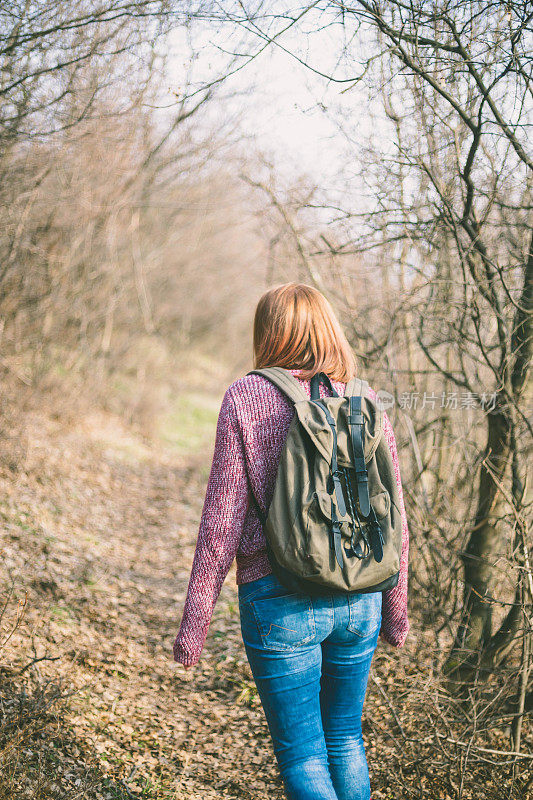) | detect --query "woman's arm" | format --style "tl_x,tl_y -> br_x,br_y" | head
173,387 -> 250,667
379,409 -> 410,647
